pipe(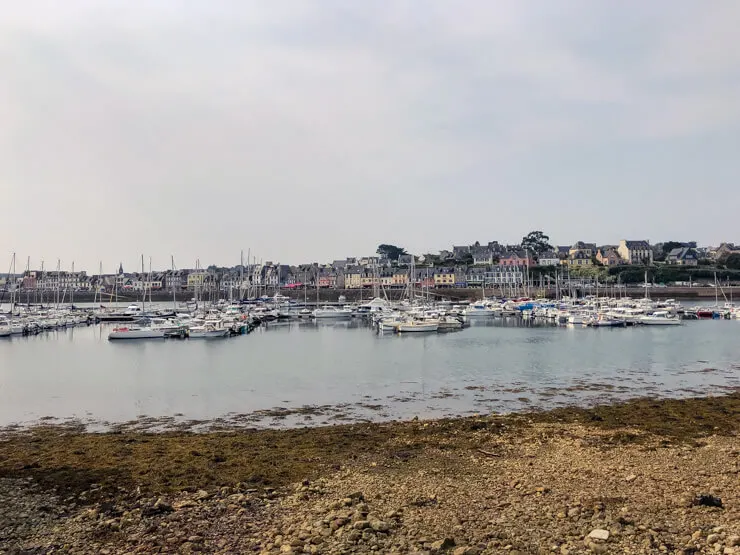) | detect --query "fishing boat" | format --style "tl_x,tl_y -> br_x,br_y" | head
639,311 -> 681,326
108,326 -> 166,340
